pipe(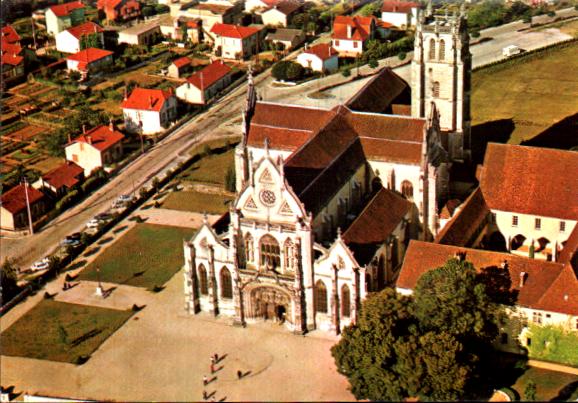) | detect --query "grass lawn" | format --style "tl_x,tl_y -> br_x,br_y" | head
180,149 -> 235,185
0,300 -> 133,364
471,41 -> 578,145
162,191 -> 233,215
189,137 -> 240,156
511,367 -> 578,401
78,224 -> 196,289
